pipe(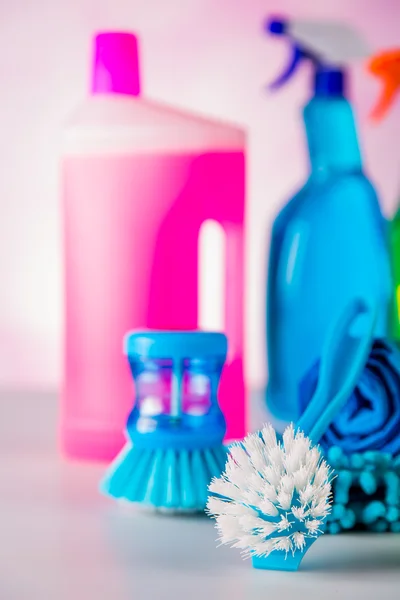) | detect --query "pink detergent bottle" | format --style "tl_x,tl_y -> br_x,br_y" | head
61,31 -> 246,461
